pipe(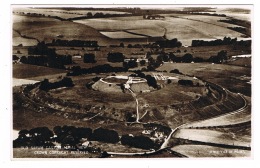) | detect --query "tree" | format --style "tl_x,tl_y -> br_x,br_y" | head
13,55 -> 19,61
169,52 -> 176,62
217,50 -> 228,62
18,129 -> 29,139
20,56 -> 27,64
94,12 -> 104,18
125,59 -> 138,68
119,42 -> 125,48
193,57 -> 204,63
182,53 -> 193,63
84,53 -> 96,63
29,127 -> 54,143
121,135 -> 157,150
178,80 -> 193,86
127,44 -> 133,48
60,77 -> 74,87
92,128 -> 119,143
74,127 -> 92,139
145,75 -> 157,88
208,50 -> 228,64
87,12 -> 93,18
140,60 -> 146,66
28,41 -> 56,56
107,52 -> 125,62
170,69 -> 180,74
